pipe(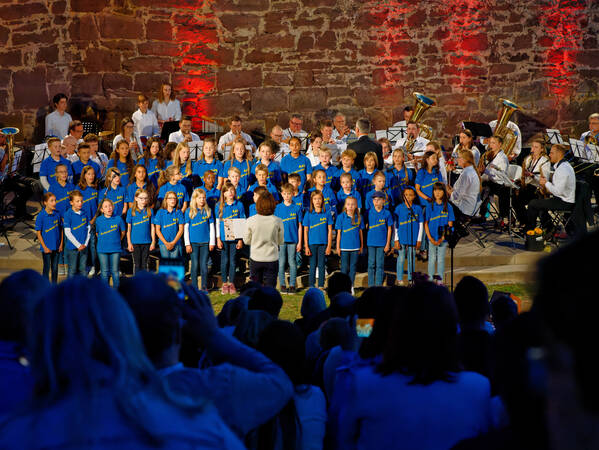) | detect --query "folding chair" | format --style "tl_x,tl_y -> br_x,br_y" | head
455,193 -> 487,249
0,190 -> 17,249
546,180 -> 590,245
